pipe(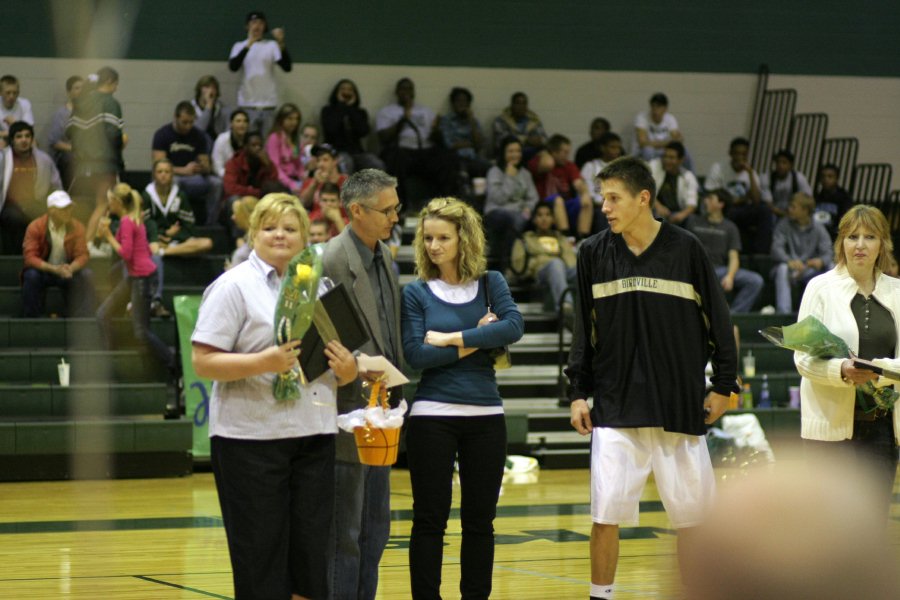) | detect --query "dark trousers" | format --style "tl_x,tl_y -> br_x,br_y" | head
96,273 -> 173,371
21,267 -> 95,317
384,147 -> 460,210
406,415 -> 507,600
212,434 -> 336,600
804,416 -> 898,514
483,209 -> 528,274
